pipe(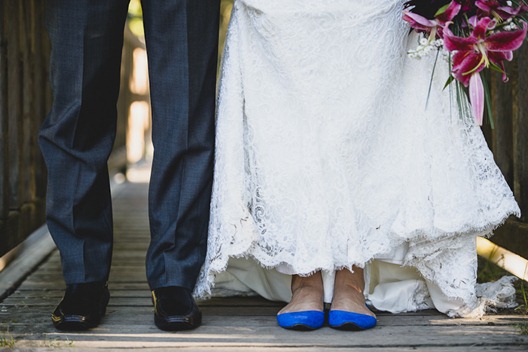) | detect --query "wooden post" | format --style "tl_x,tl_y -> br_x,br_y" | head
491,63 -> 514,189
512,44 -> 528,222
0,0 -> 51,256
487,45 -> 528,259
19,0 -> 34,239
6,0 -> 23,252
34,0 -> 48,222
0,1 -> 8,244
